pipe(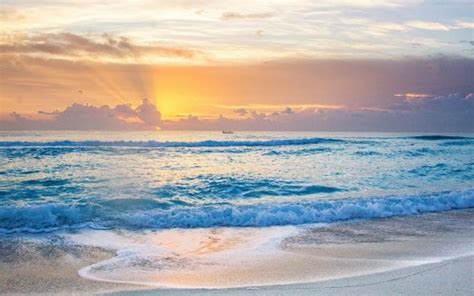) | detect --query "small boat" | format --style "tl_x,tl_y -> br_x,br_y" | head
222,130 -> 234,134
